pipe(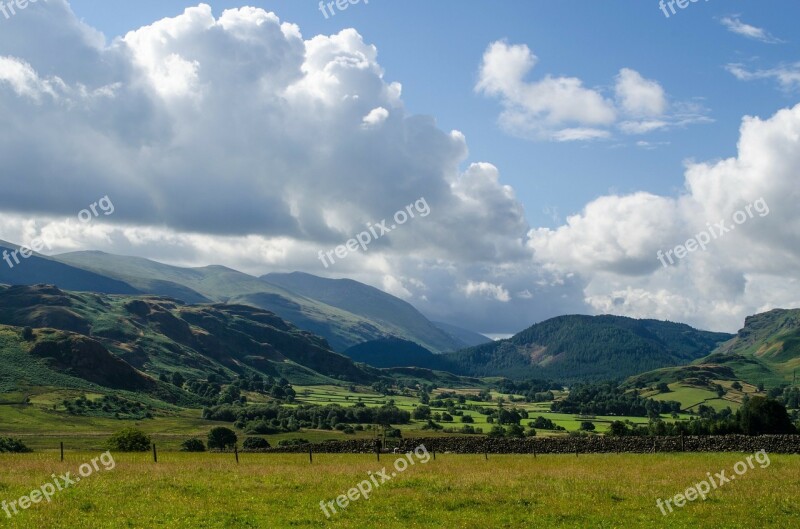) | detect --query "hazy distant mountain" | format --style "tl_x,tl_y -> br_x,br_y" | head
445,314 -> 733,382
0,241 -> 139,295
52,252 -> 462,353
262,272 -> 469,352
432,321 -> 490,347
